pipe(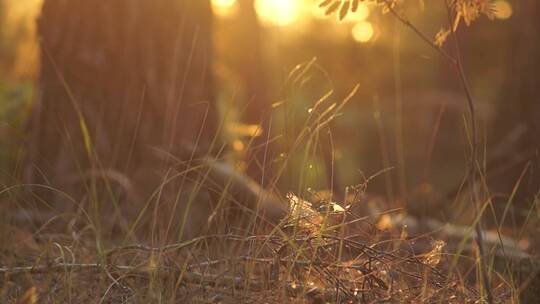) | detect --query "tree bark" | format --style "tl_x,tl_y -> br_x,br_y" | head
489,0 -> 540,205
234,0 -> 275,185
27,0 -> 217,200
